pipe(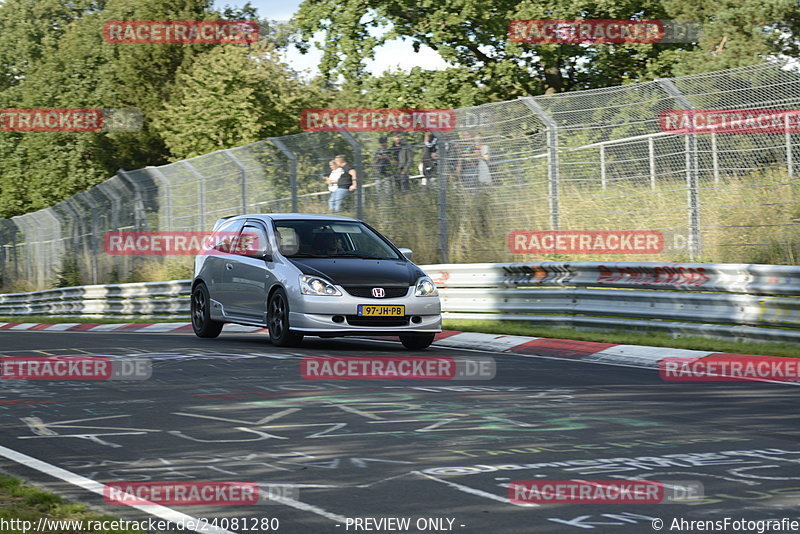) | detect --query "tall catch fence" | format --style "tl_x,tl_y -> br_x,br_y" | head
3,62 -> 800,290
